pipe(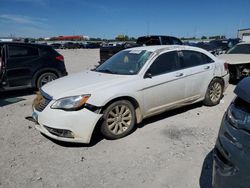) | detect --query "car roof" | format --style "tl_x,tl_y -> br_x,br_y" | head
137,35 -> 179,39
124,45 -> 209,54
0,41 -> 50,48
